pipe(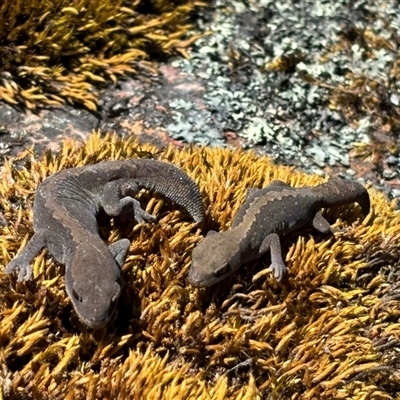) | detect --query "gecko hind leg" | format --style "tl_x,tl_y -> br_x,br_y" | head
259,233 -> 287,282
101,181 -> 157,224
312,212 -> 331,234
